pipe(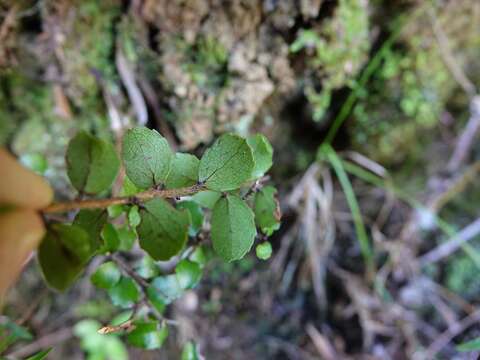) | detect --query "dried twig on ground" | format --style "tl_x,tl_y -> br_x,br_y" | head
6,327 -> 73,359
419,217 -> 480,265
430,10 -> 477,97
116,47 -> 148,126
138,76 -> 178,150
447,97 -> 480,172
306,323 -> 339,360
423,309 -> 480,359
288,164 -> 335,309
